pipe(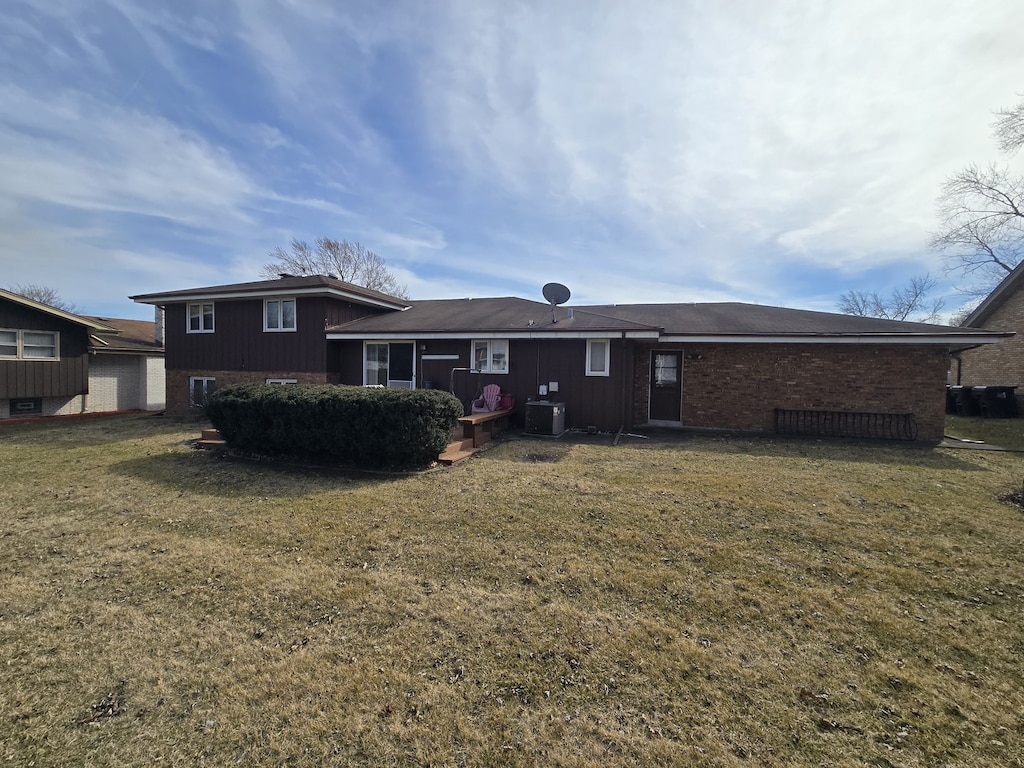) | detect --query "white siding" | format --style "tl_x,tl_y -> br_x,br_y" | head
85,354 -> 165,413
144,355 -> 166,410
